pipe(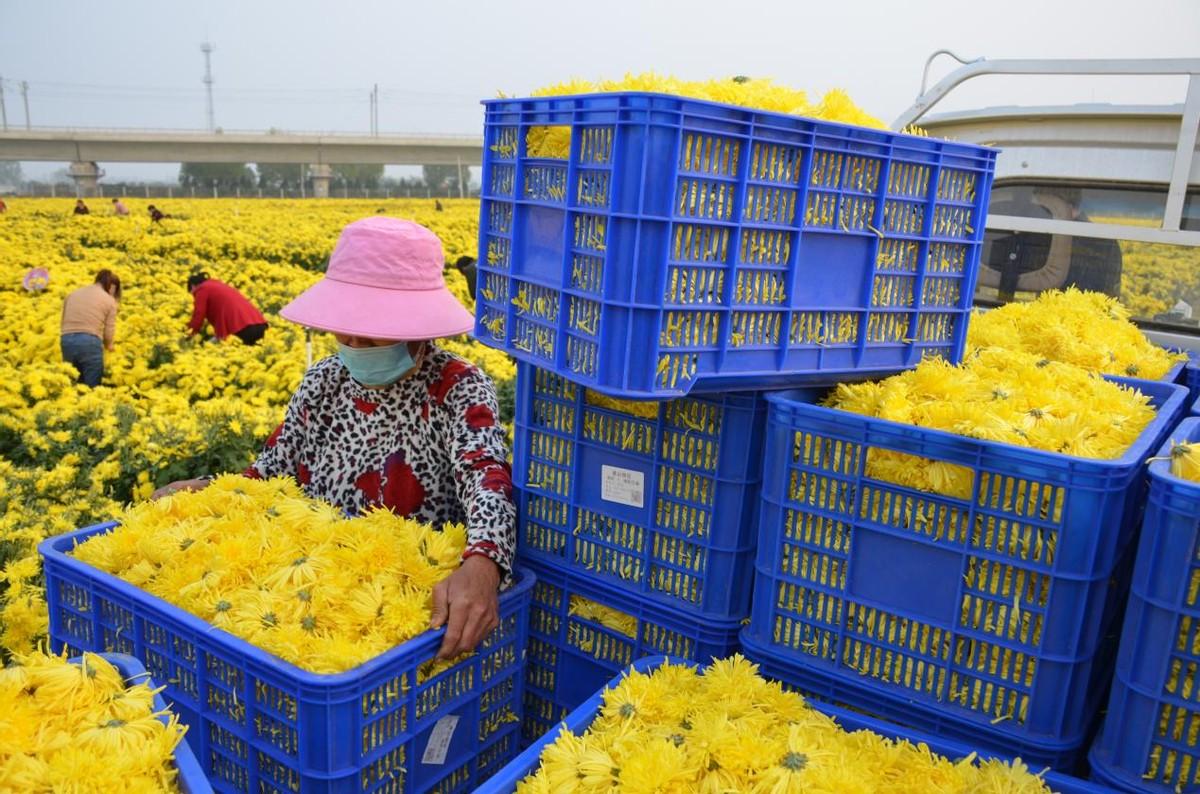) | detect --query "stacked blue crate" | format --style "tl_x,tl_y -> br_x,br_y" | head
474,90 -> 1000,754
42,523 -> 536,794
1090,418 -> 1200,792
476,92 -> 998,399
741,378 -> 1188,771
